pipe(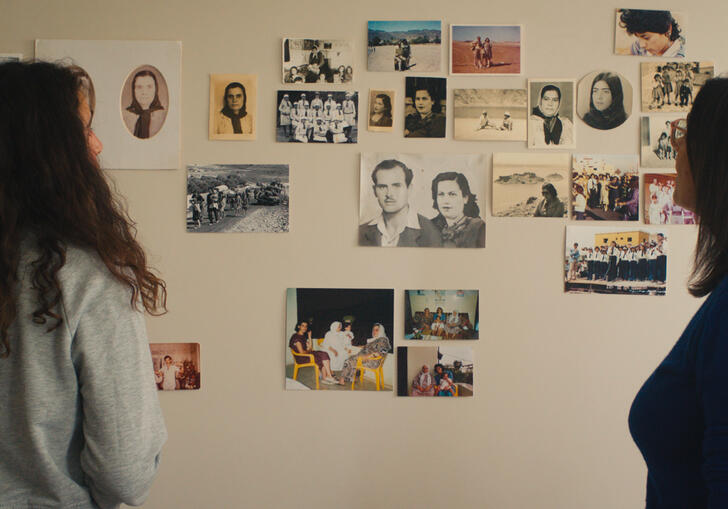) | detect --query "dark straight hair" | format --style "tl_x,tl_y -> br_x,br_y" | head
685,78 -> 728,296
